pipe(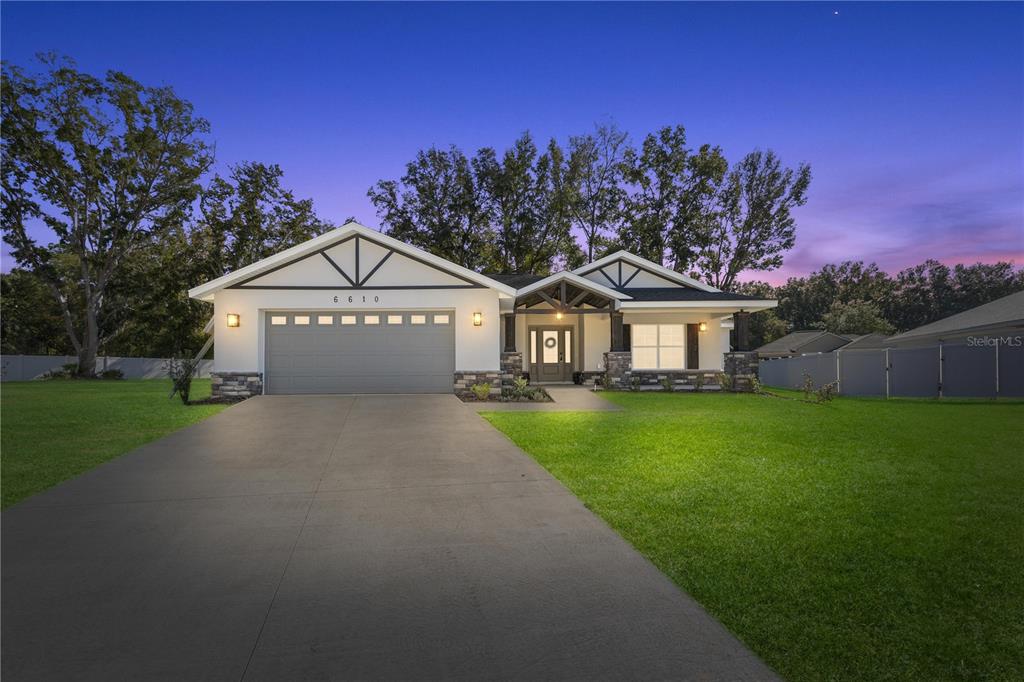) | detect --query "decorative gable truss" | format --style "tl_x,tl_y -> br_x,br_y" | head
233,233 -> 483,290
573,251 -> 718,292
